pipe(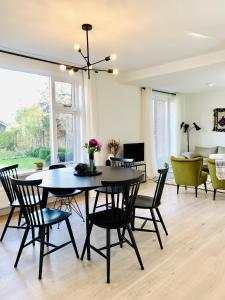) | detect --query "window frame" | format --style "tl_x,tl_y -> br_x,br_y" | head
0,62 -> 82,171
